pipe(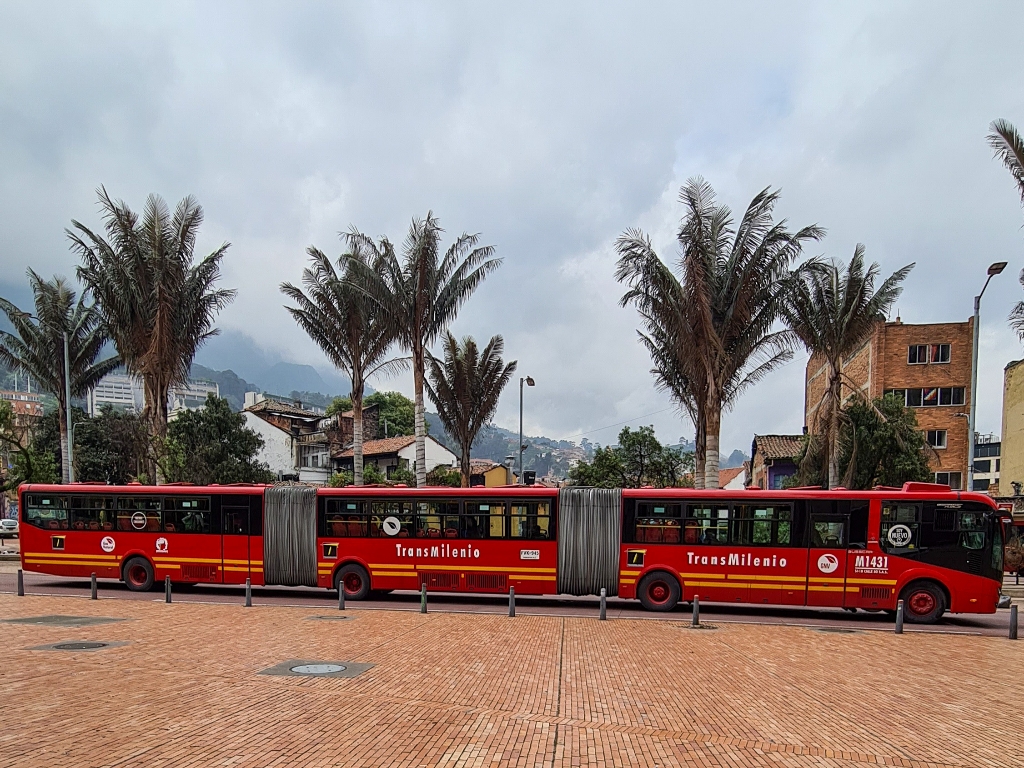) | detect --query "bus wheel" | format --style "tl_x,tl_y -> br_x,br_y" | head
335,564 -> 370,601
638,571 -> 680,612
123,557 -> 154,592
899,581 -> 946,624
